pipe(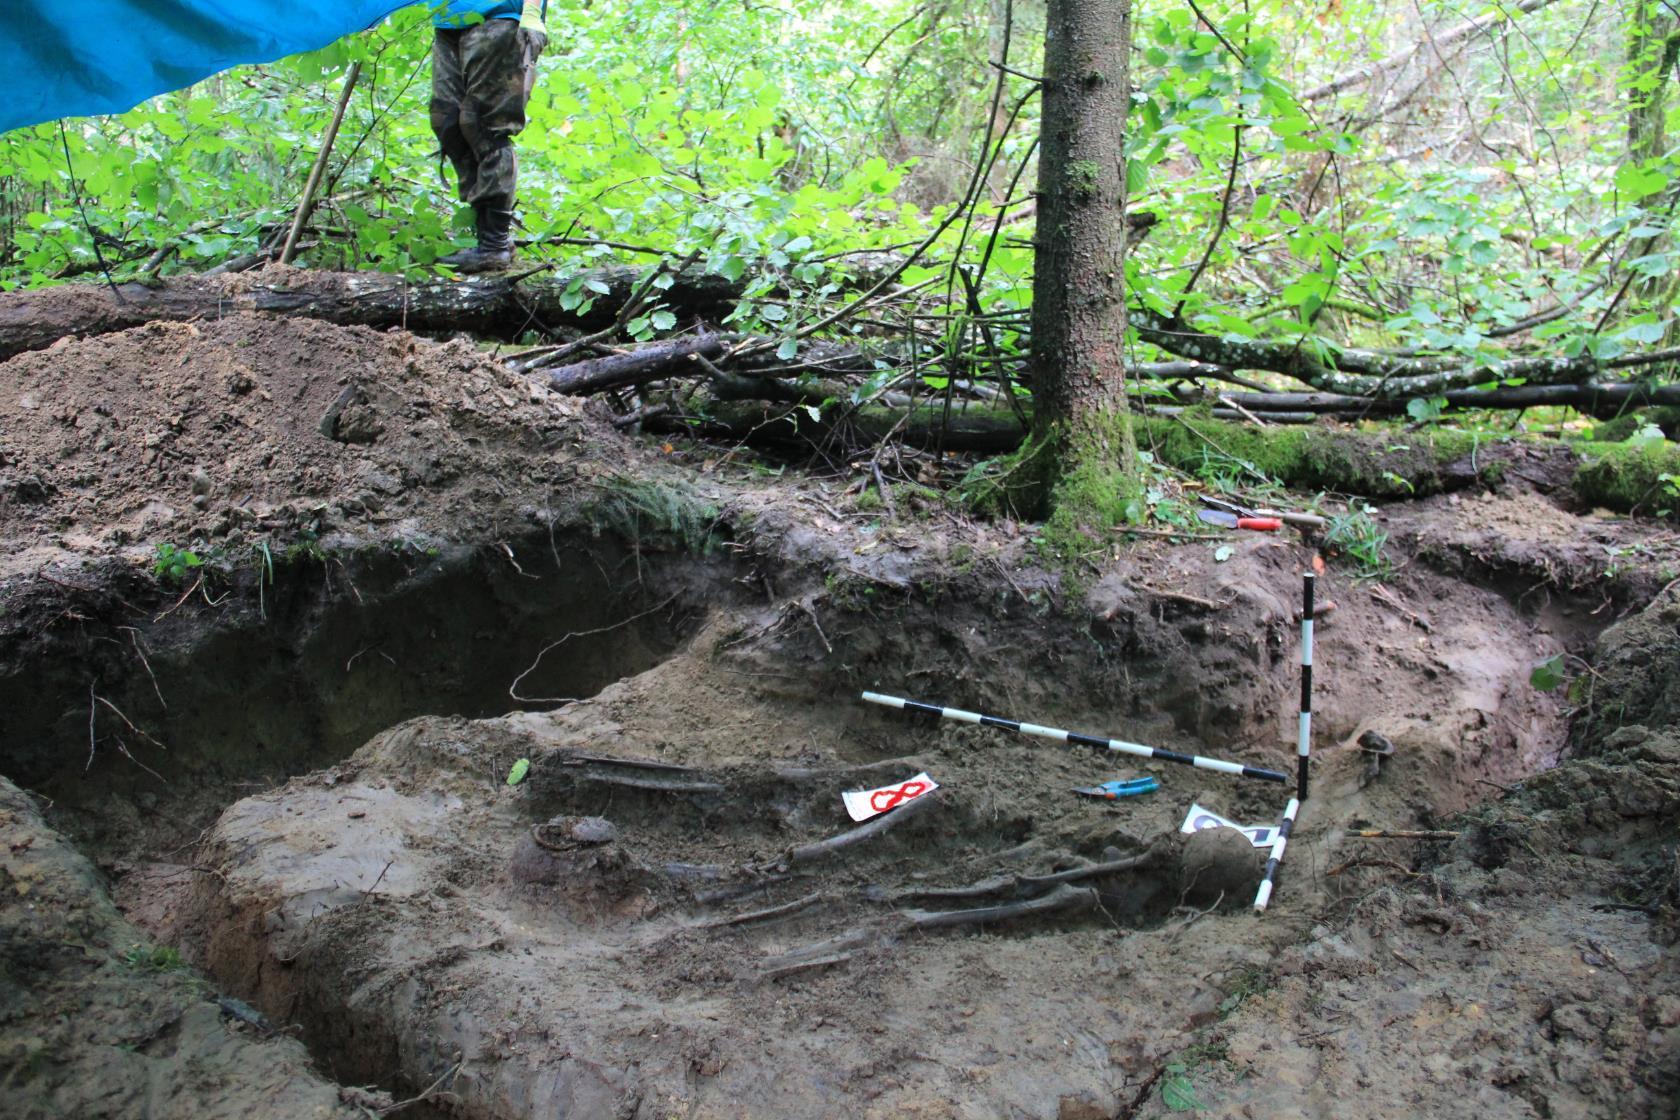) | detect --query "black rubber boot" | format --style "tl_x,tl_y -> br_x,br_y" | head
438,206 -> 515,273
